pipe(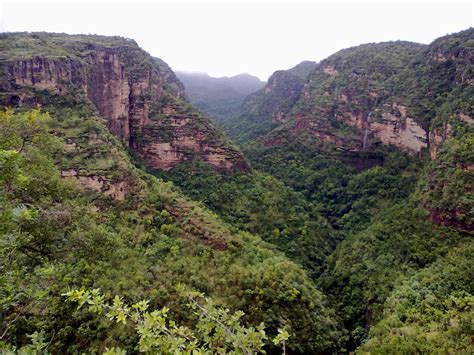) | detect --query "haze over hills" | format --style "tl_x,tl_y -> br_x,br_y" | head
176,71 -> 265,124
0,28 -> 473,354
222,60 -> 318,141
